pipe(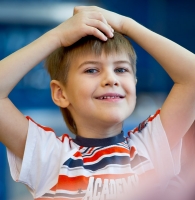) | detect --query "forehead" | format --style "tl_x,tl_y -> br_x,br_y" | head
72,51 -> 132,68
